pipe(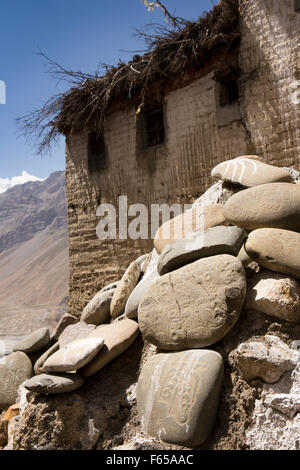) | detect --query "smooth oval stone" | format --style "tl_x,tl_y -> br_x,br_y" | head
58,322 -> 96,348
245,269 -> 300,323
0,352 -> 33,410
137,350 -> 224,447
34,342 -> 60,374
212,157 -> 292,187
52,314 -> 78,342
245,228 -> 300,280
13,327 -> 50,354
42,337 -> 104,373
81,289 -> 114,325
157,225 -> 247,275
224,183 -> 300,231
81,319 -> 140,377
110,261 -> 141,319
154,204 -> 228,254
138,254 -> 246,350
23,373 -> 84,395
125,266 -> 159,319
